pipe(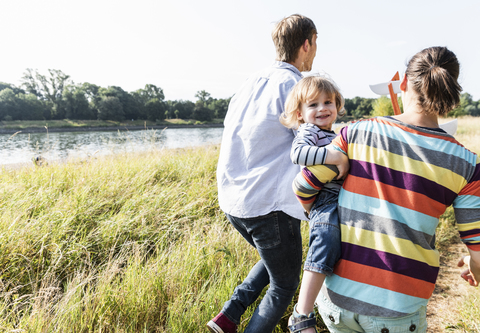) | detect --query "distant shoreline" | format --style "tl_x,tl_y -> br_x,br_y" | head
0,123 -> 224,135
